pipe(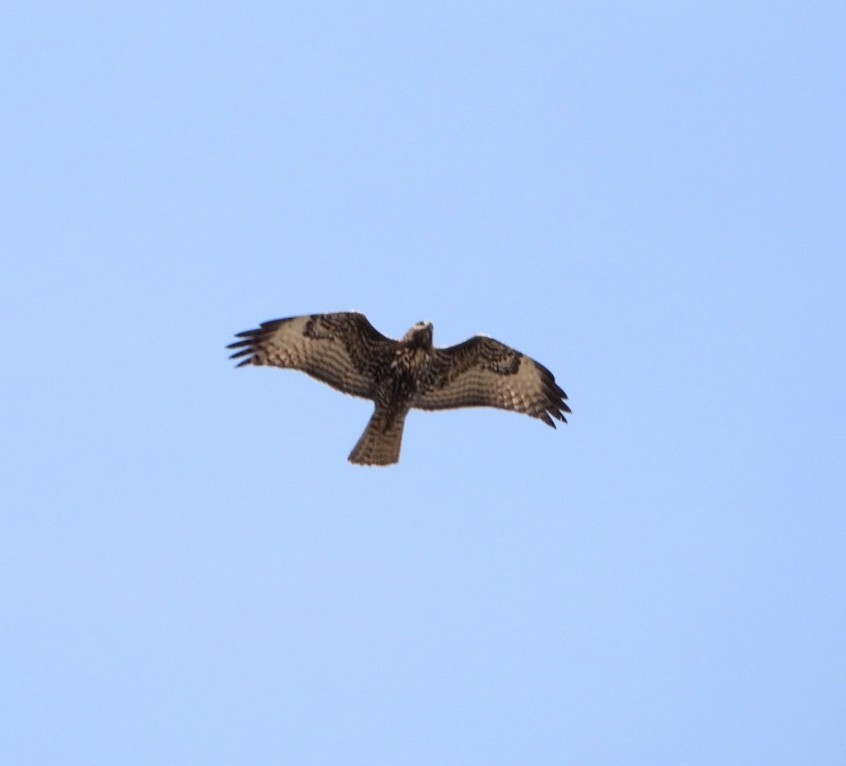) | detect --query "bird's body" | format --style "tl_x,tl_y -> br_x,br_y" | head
228,312 -> 569,465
